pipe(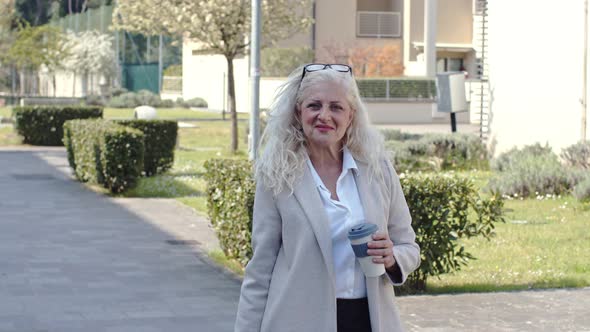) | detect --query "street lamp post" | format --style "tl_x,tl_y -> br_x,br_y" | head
249,0 -> 262,161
